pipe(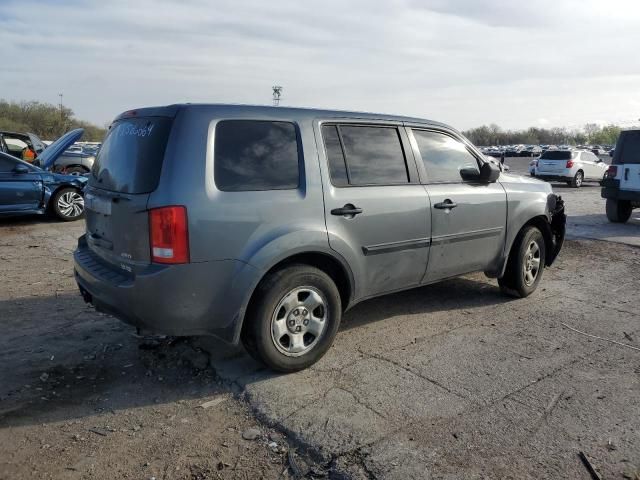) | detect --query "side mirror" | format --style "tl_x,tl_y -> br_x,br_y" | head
13,164 -> 29,174
479,162 -> 500,183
